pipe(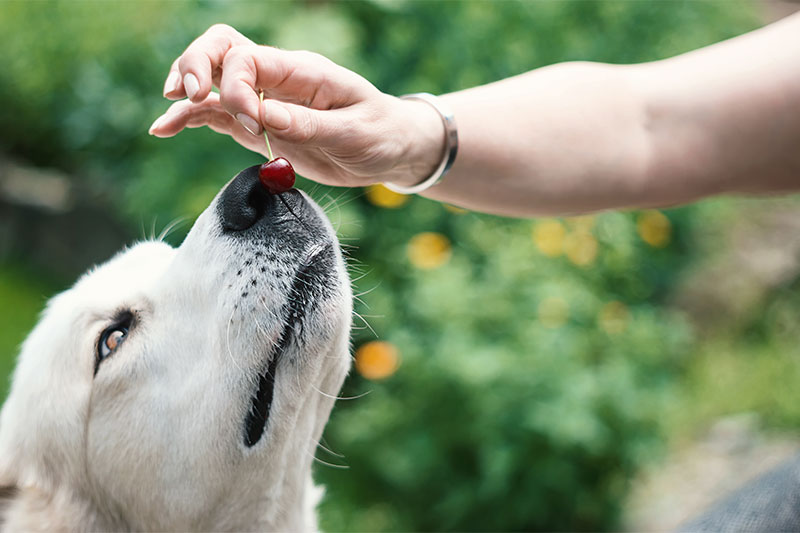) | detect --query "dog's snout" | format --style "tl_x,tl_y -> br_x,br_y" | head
218,165 -> 275,232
